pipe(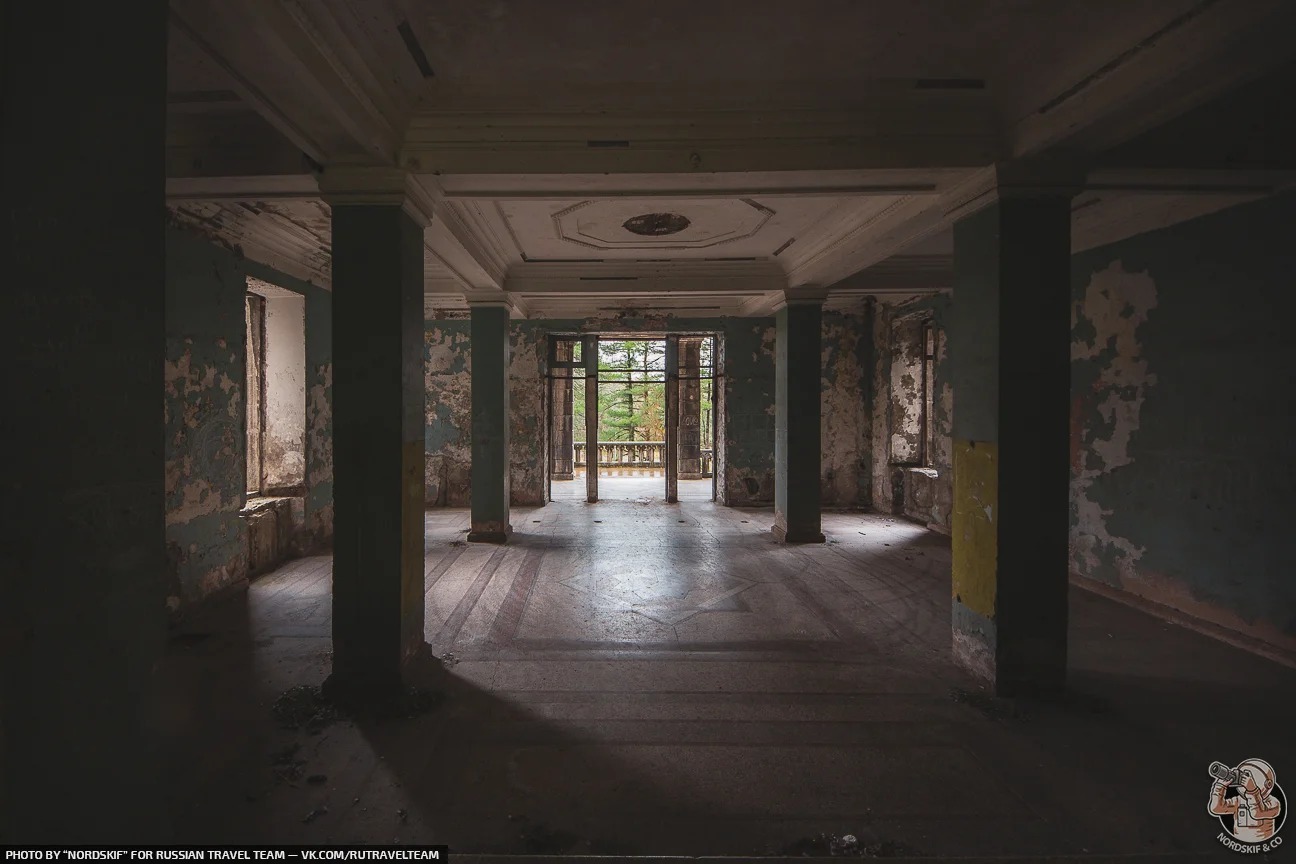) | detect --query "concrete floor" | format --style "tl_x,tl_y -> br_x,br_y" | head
161,500 -> 1295,860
